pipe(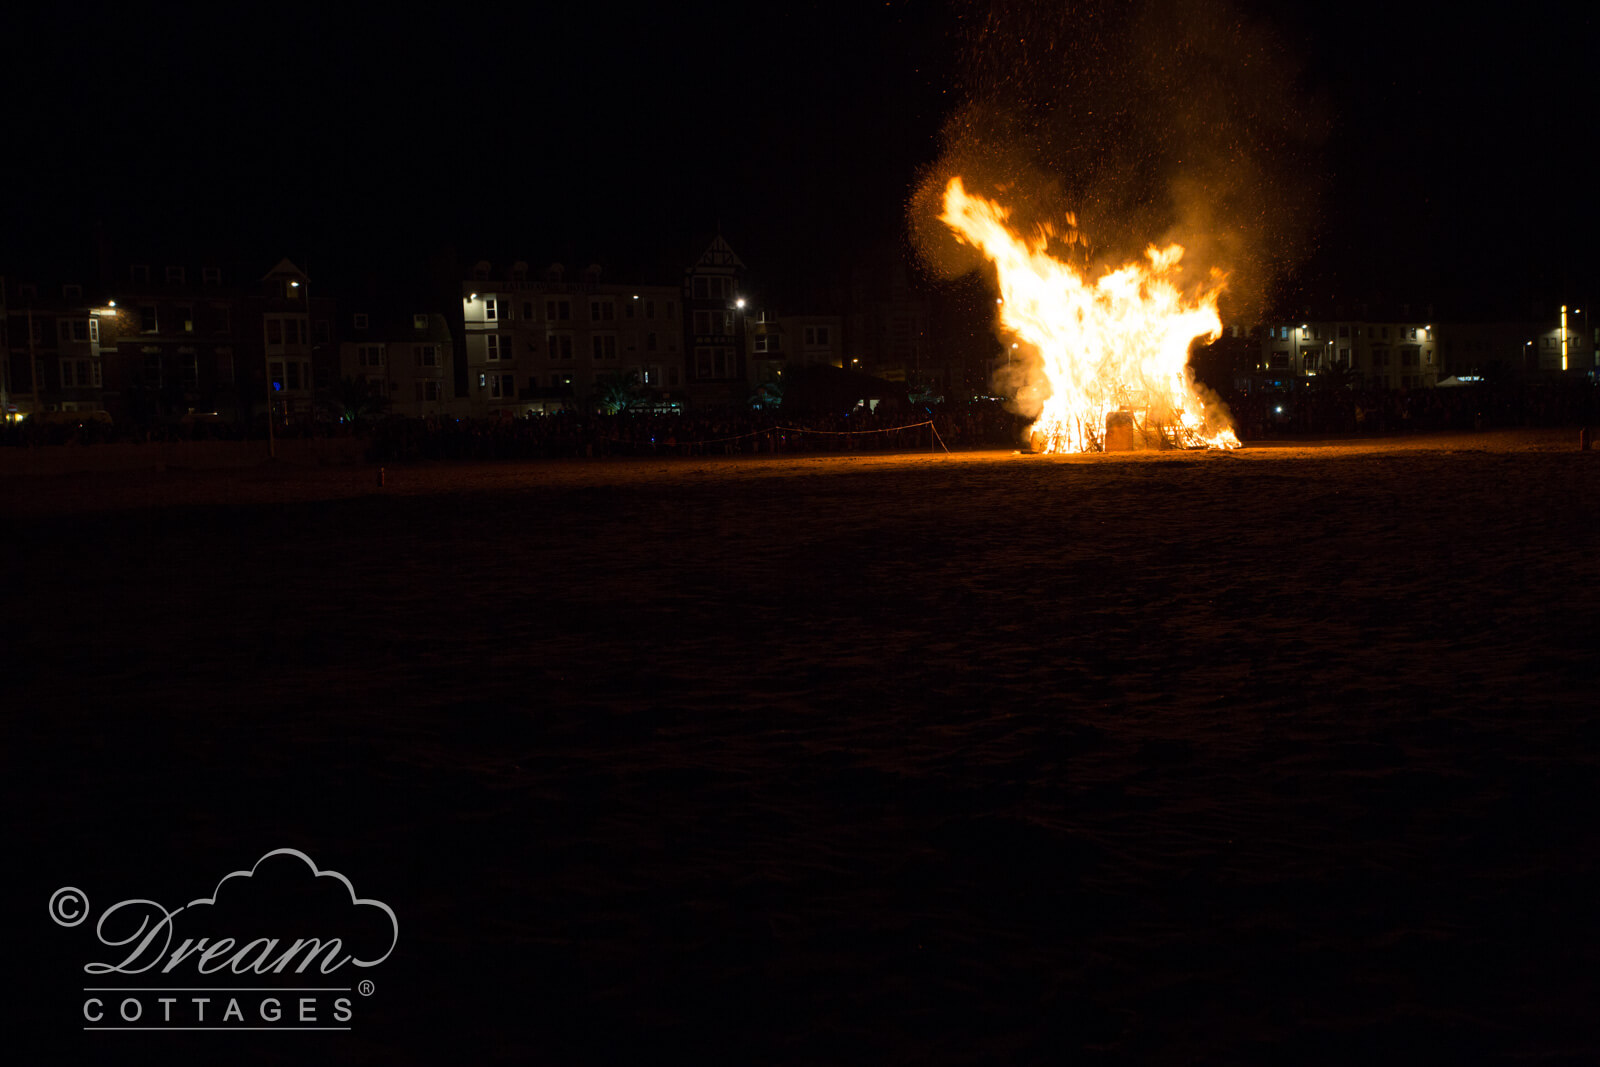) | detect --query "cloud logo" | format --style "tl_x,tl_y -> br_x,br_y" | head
182,848 -> 399,969
78,848 -> 399,979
